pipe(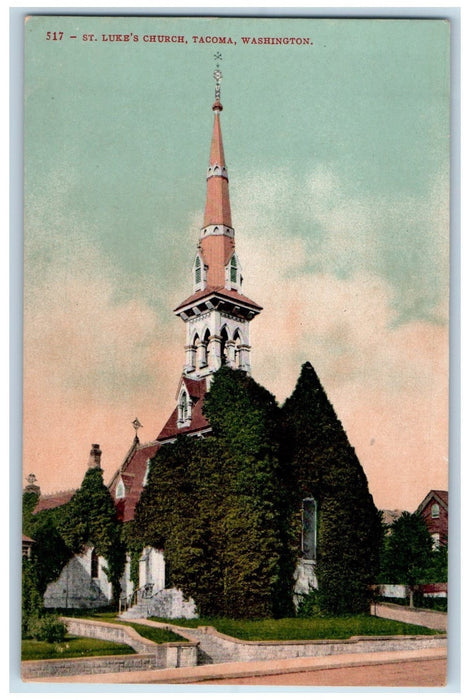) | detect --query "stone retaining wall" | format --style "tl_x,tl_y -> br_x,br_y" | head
131,619 -> 447,666
22,653 -> 157,680
371,602 -> 447,632
60,617 -> 158,654
21,617 -> 199,679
